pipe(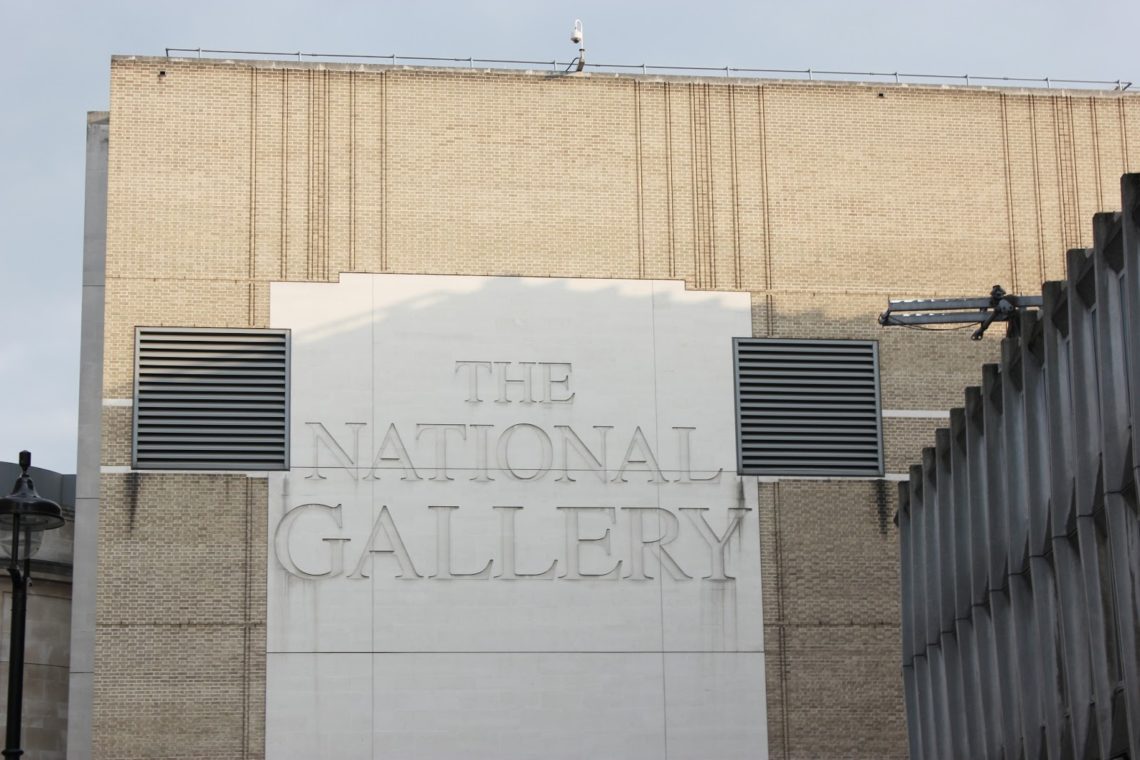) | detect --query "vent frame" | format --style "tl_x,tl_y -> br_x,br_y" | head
132,326 -> 291,471
733,337 -> 883,477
